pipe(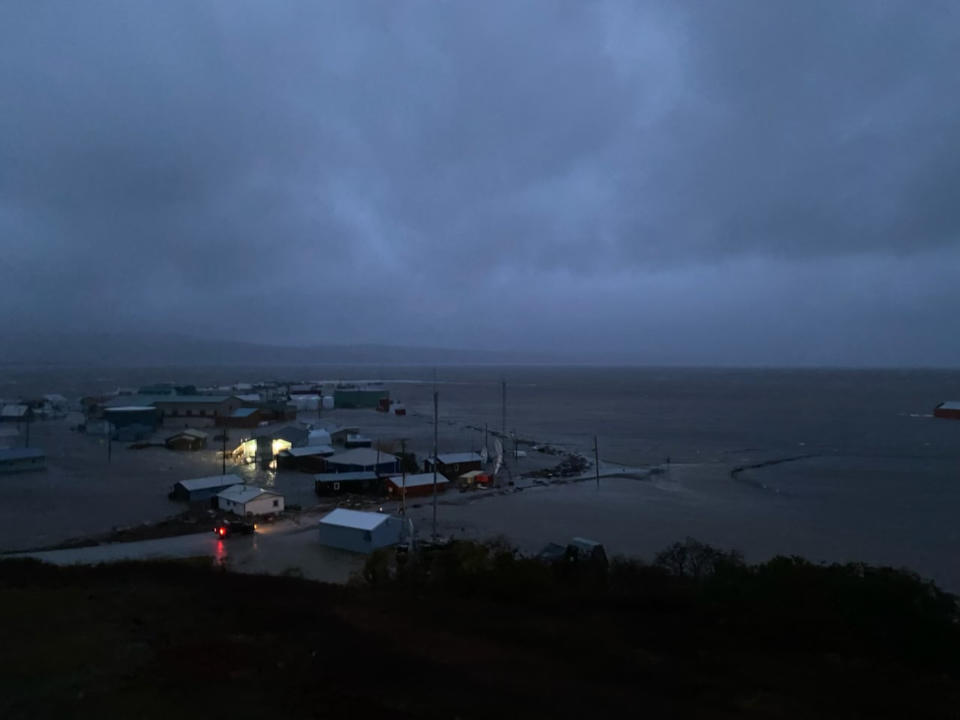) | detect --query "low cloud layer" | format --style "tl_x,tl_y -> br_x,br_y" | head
2,1 -> 958,364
